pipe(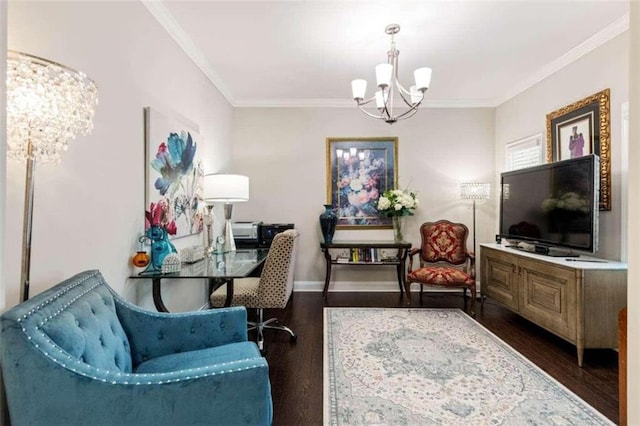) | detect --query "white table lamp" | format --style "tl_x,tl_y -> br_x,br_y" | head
204,174 -> 249,252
